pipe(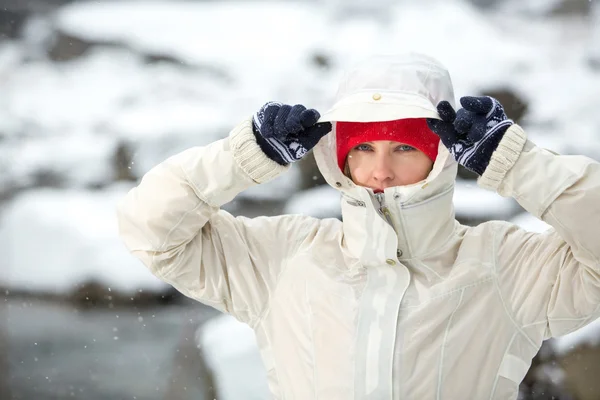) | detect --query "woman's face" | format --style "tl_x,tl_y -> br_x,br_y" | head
347,140 -> 434,192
